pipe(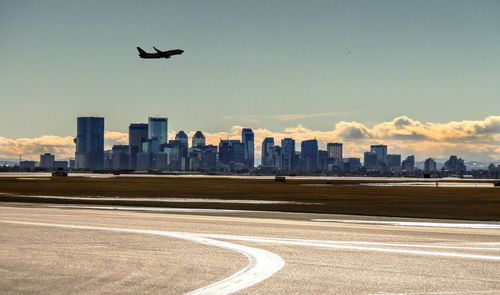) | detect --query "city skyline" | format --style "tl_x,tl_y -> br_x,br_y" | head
1,1 -> 499,163
1,114 -> 499,167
